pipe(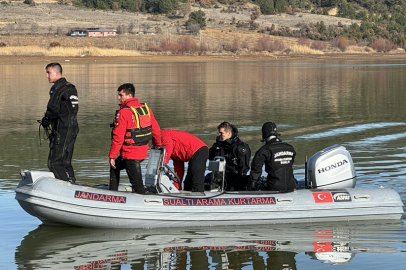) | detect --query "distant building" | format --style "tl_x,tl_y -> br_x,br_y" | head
70,28 -> 87,37
70,28 -> 116,37
87,28 -> 117,37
